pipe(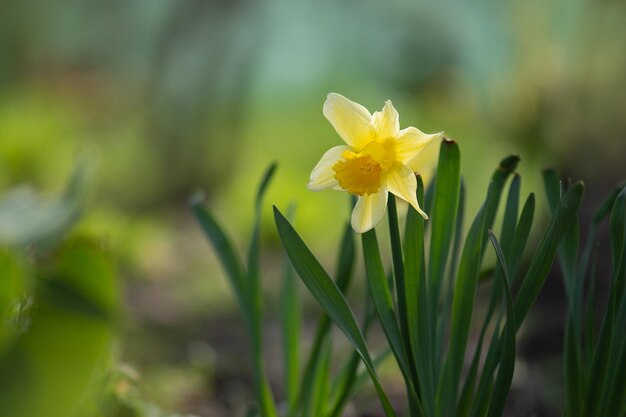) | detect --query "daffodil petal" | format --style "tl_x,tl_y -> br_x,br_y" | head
395,127 -> 442,165
406,138 -> 440,178
351,188 -> 388,233
308,145 -> 349,191
323,93 -> 374,150
371,100 -> 399,139
385,164 -> 428,219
